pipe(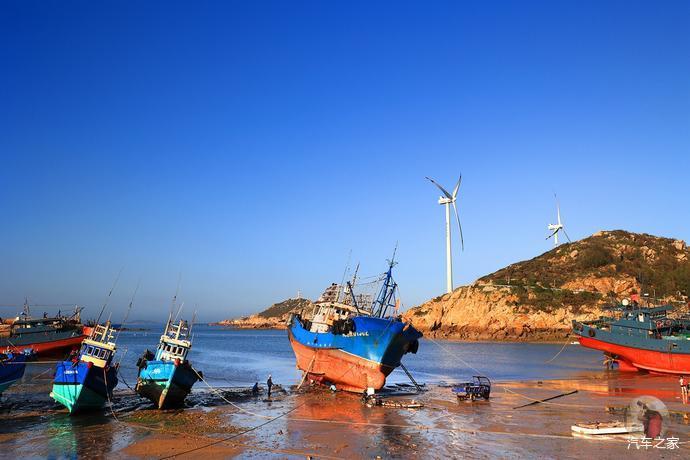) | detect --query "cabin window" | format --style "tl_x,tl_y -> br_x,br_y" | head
87,346 -> 94,356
